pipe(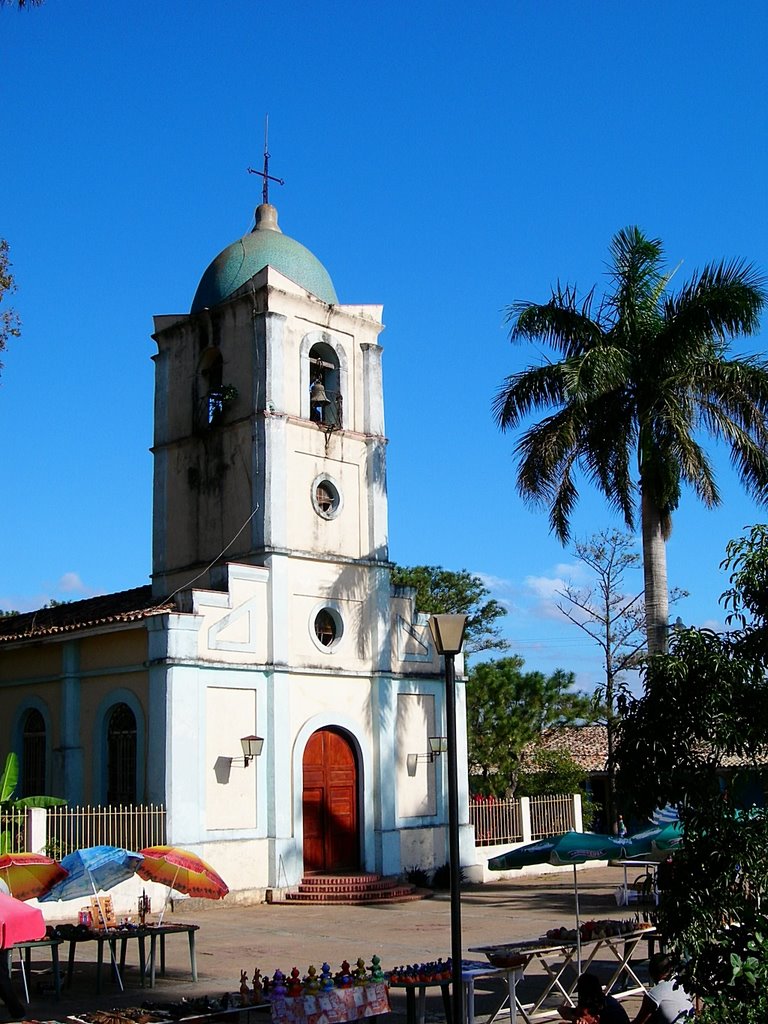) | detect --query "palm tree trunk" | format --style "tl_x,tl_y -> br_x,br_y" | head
641,490 -> 669,654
